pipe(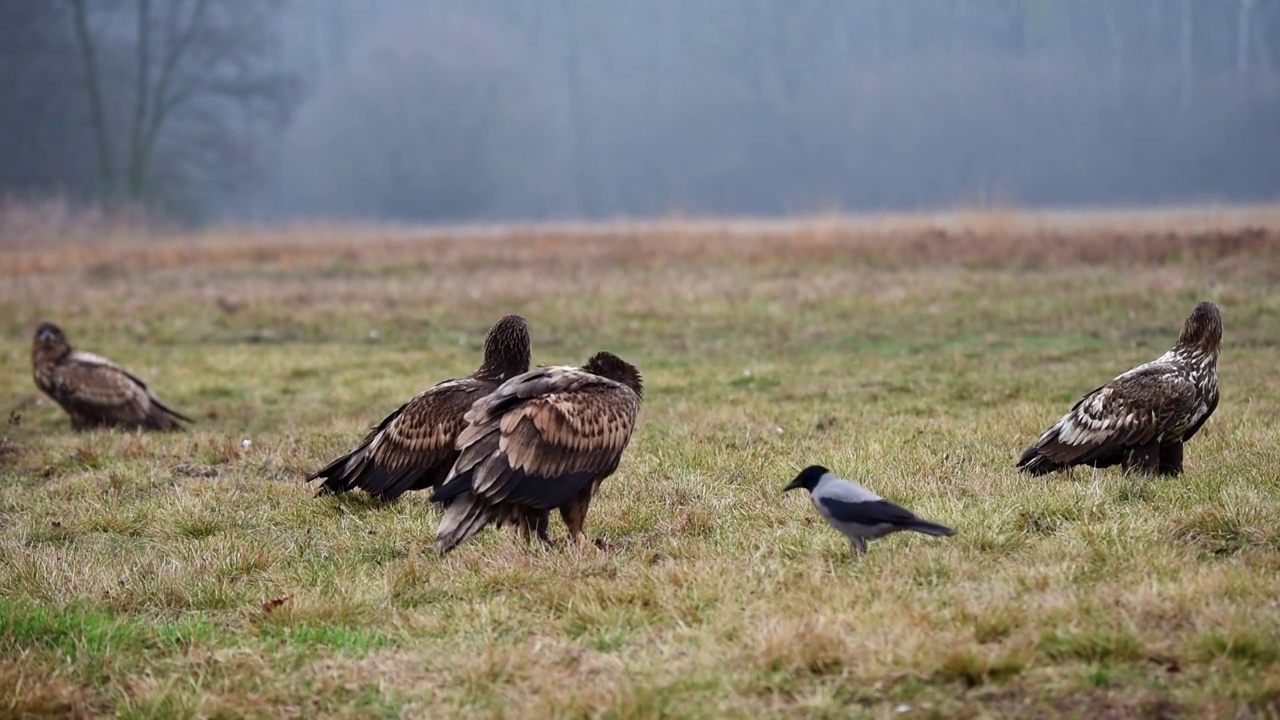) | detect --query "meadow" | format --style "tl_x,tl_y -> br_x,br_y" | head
1,206 -> 1279,718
